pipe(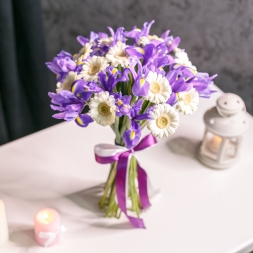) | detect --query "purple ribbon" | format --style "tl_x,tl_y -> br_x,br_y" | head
95,134 -> 157,228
